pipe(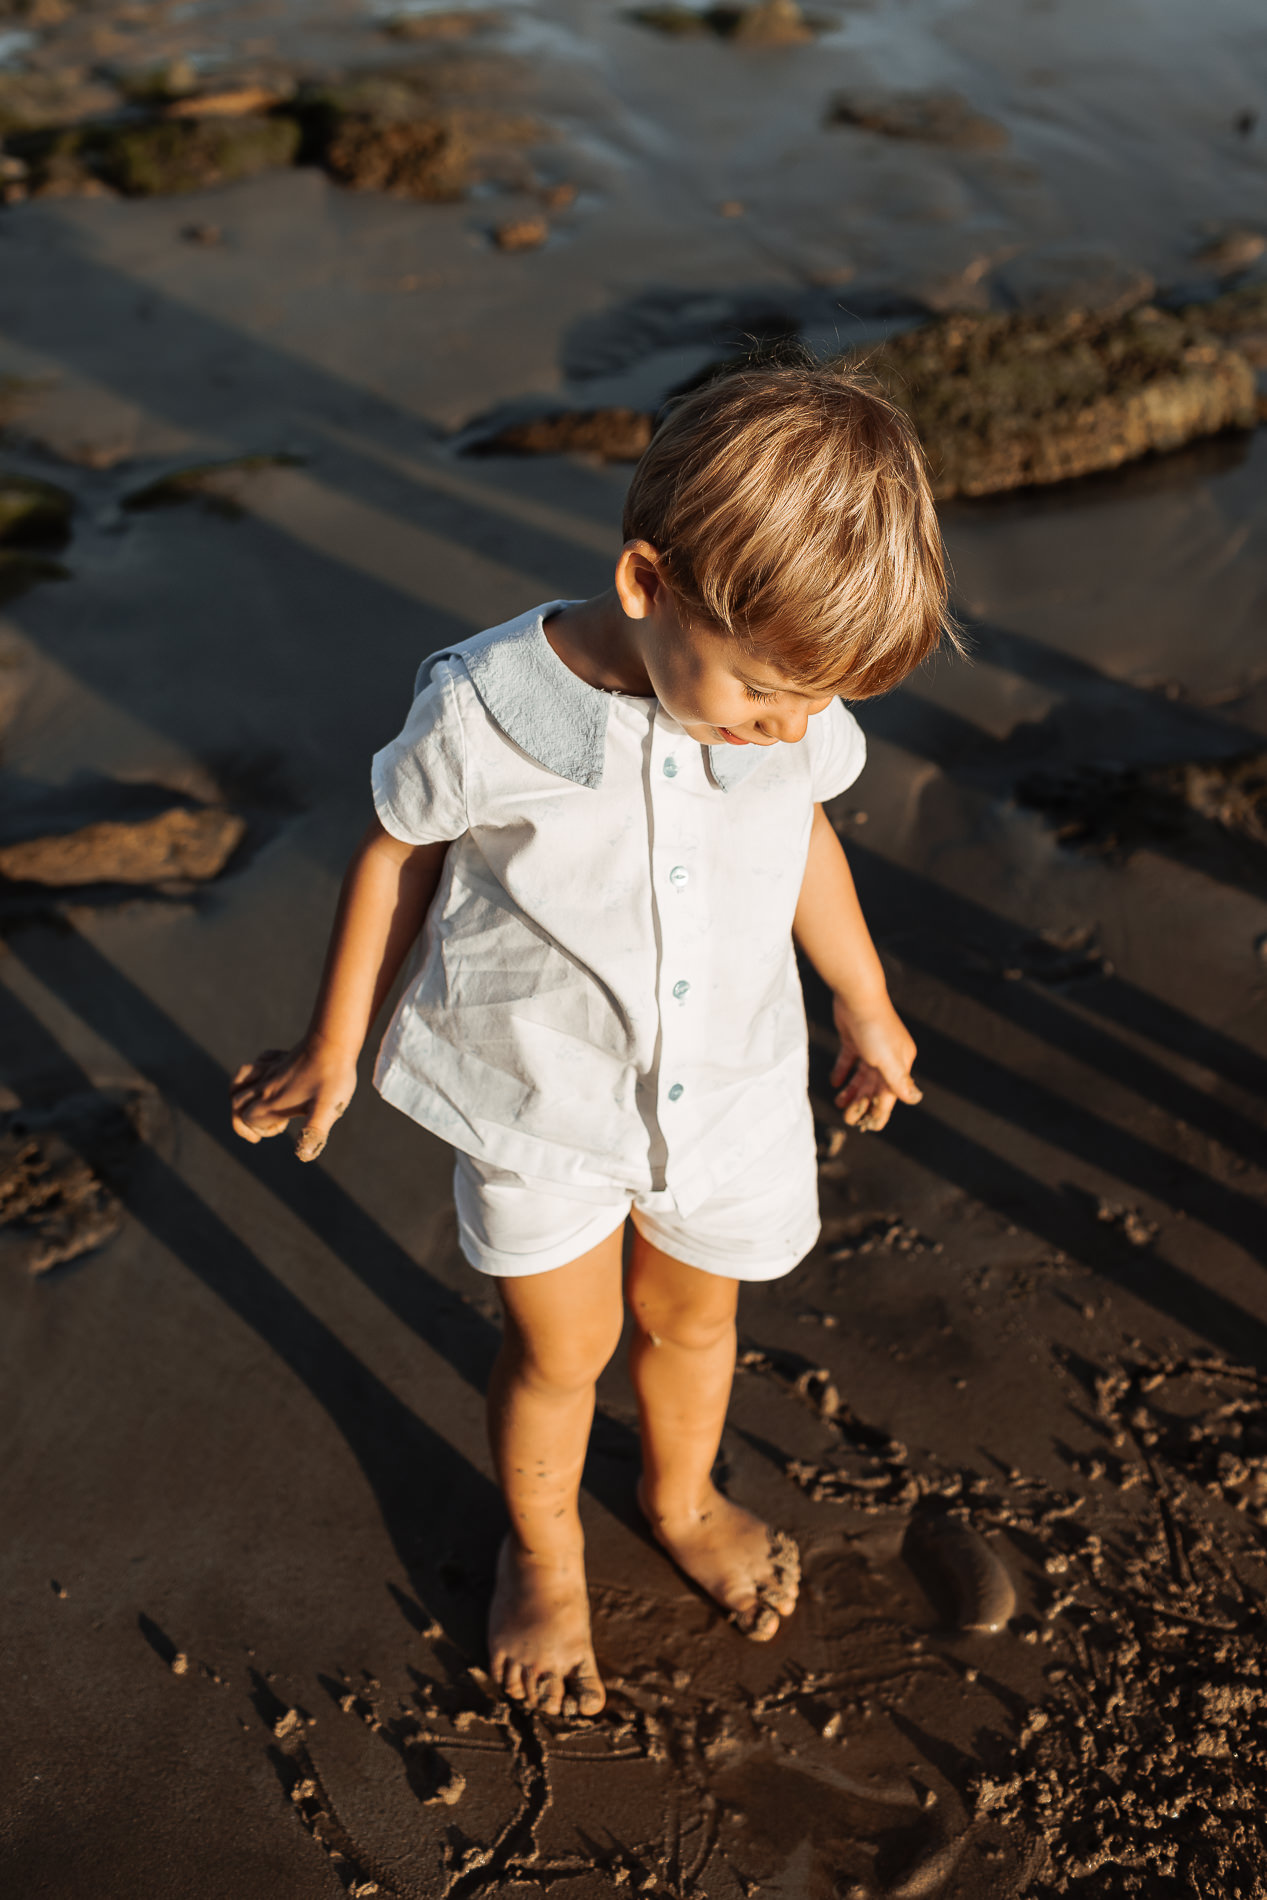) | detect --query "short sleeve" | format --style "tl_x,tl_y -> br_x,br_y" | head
371,662 -> 468,846
806,697 -> 867,803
